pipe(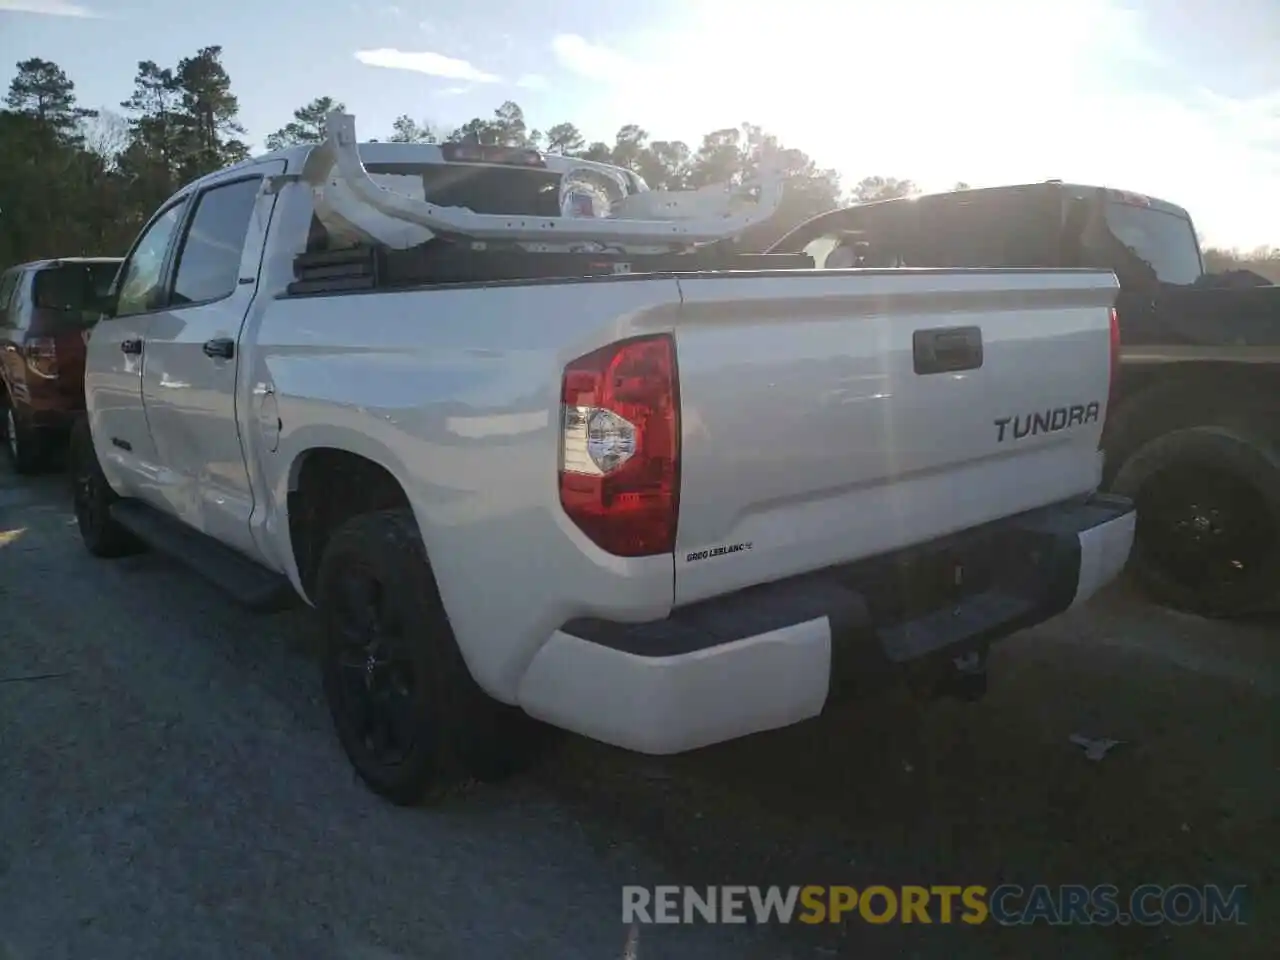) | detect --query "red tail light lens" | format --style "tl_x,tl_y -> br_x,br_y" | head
1107,306 -> 1120,411
559,334 -> 680,557
24,337 -> 59,379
